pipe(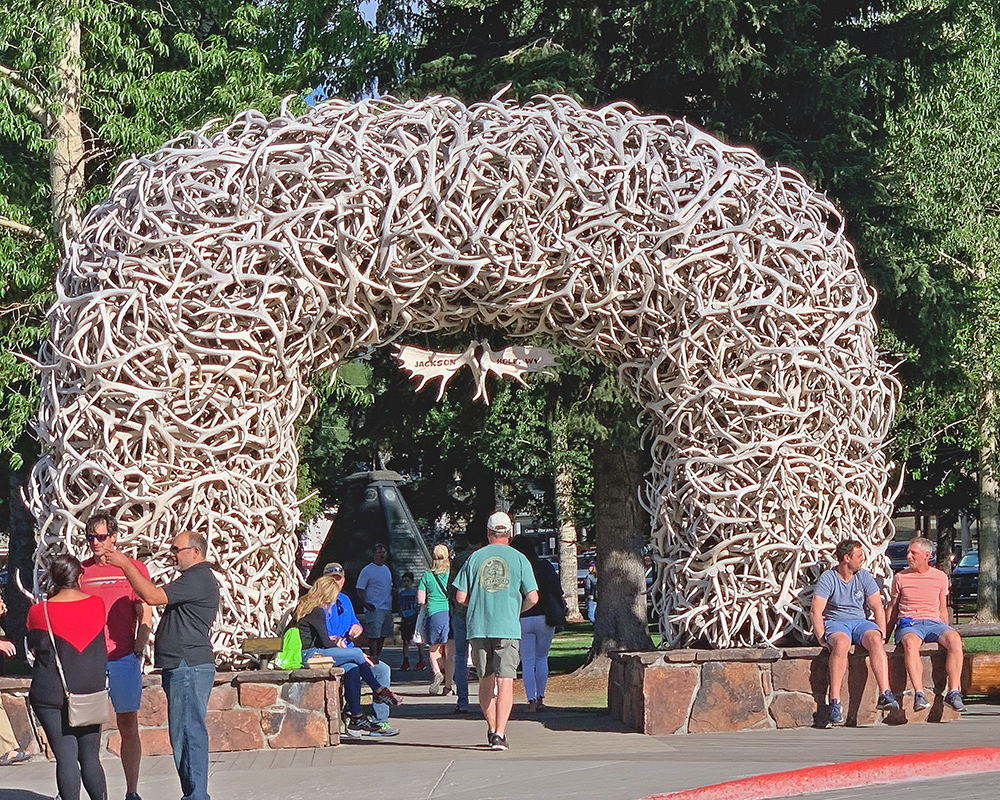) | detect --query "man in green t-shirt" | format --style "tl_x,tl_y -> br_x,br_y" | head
454,511 -> 538,752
